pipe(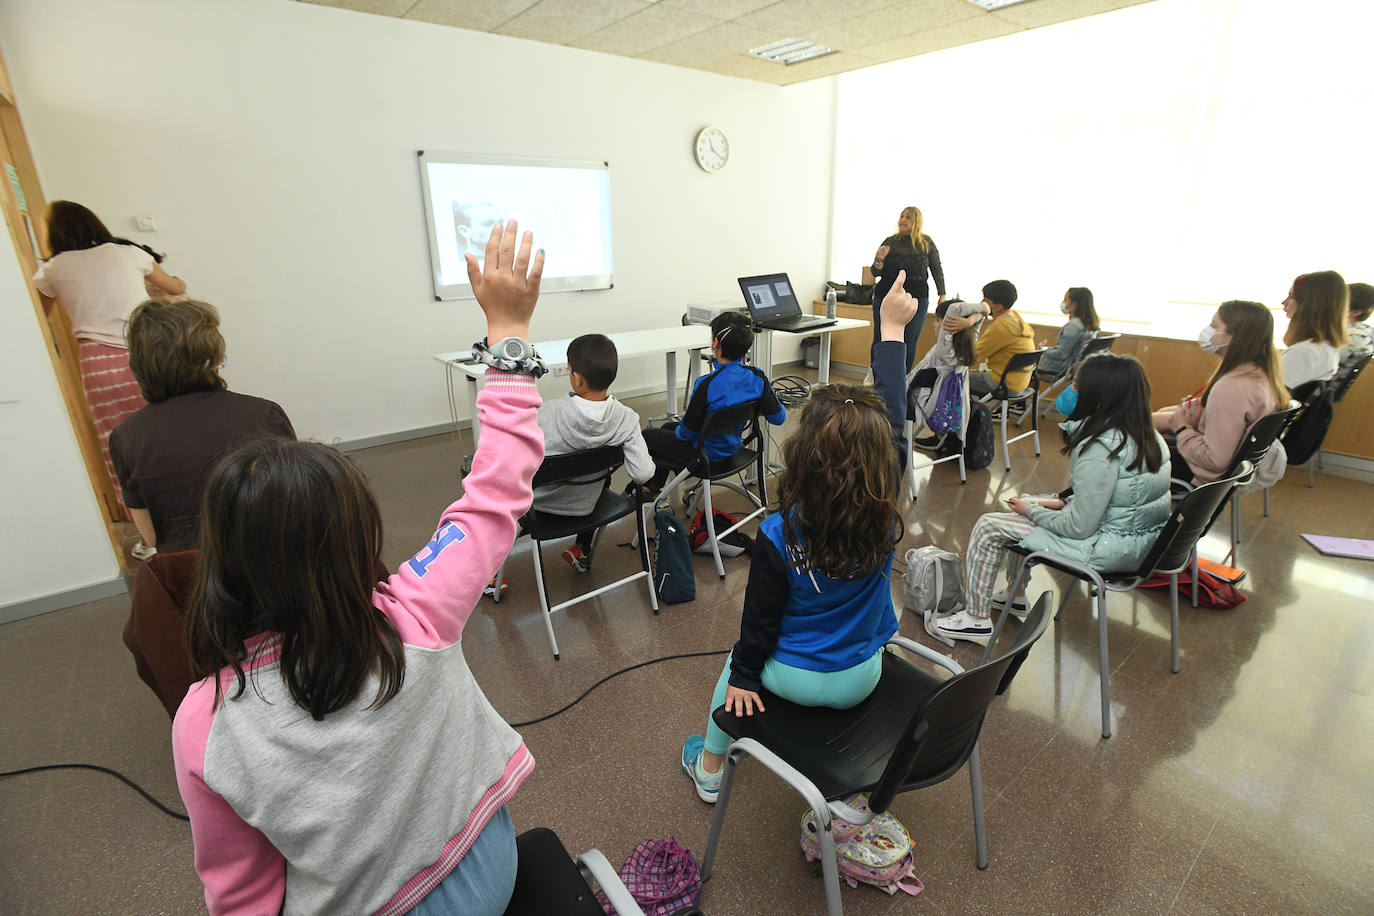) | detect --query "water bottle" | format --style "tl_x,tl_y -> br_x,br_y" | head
825,286 -> 837,319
